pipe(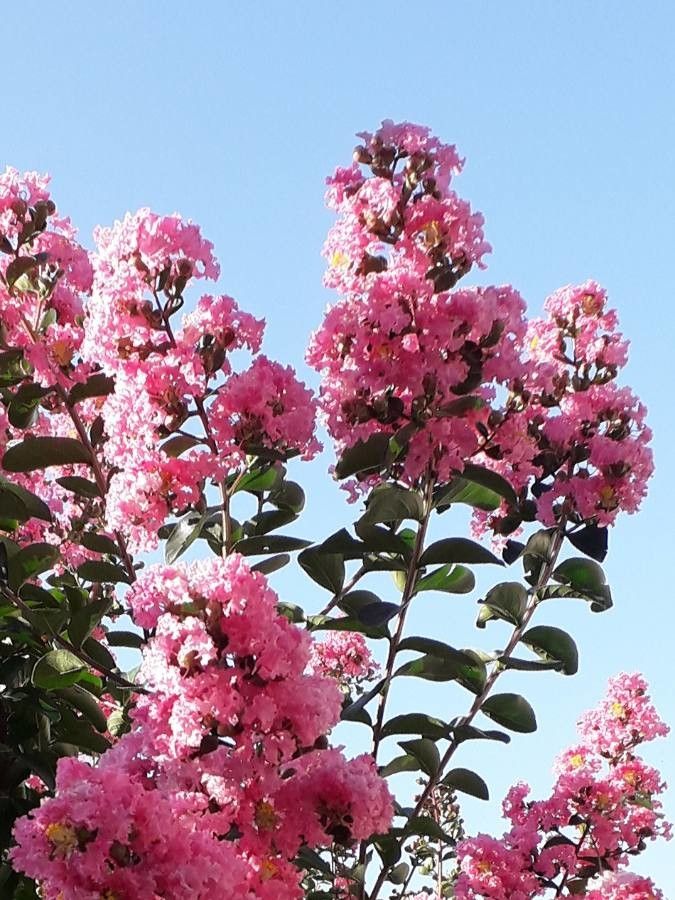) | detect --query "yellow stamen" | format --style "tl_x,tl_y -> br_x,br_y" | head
45,822 -> 78,858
